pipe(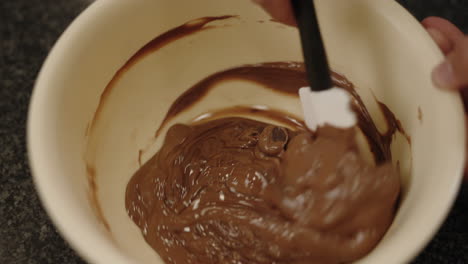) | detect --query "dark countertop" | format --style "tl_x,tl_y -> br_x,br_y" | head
0,0 -> 467,263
